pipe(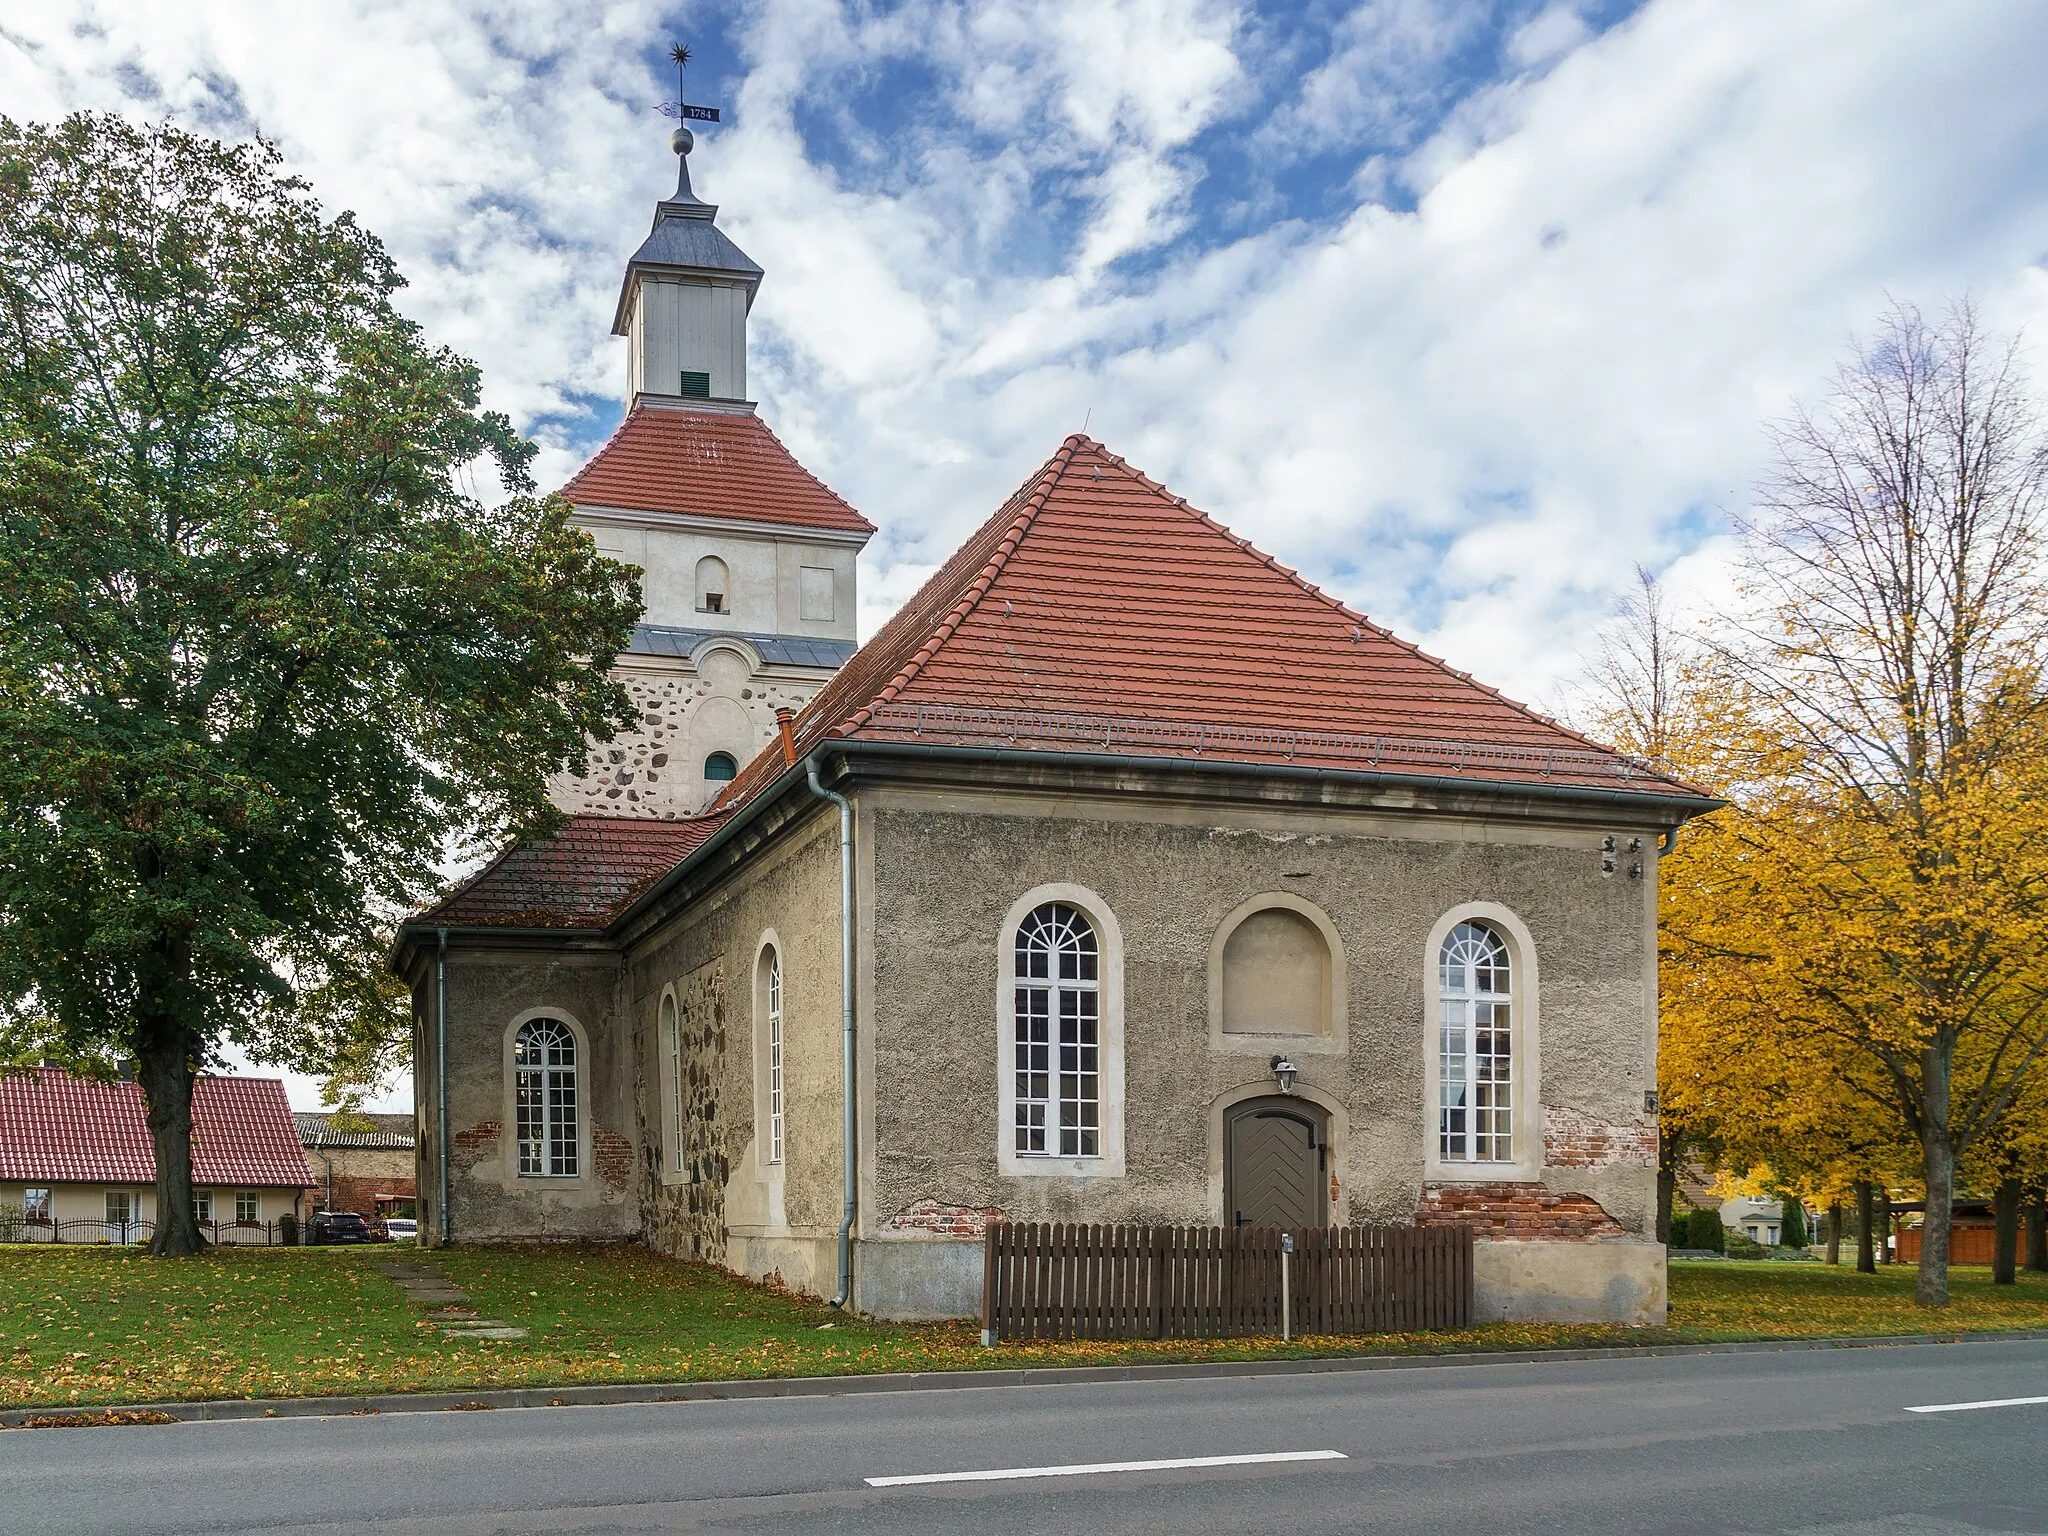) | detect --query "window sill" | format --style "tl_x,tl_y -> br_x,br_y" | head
999,1154 -> 1124,1179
